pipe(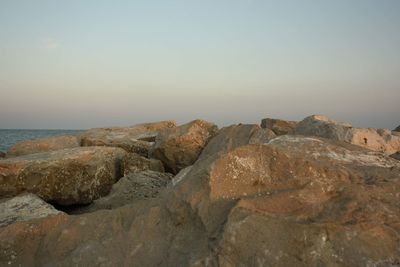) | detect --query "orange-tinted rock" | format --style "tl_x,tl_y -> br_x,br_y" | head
1,124 -> 400,266
261,117 -> 298,135
7,135 -> 80,157
80,121 -> 176,156
150,120 -> 218,174
294,115 -> 400,154
0,147 -> 126,205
